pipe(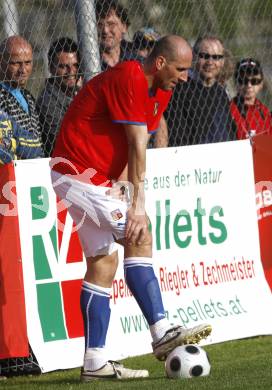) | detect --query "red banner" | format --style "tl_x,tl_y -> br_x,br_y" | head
253,135 -> 272,291
0,163 -> 28,358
